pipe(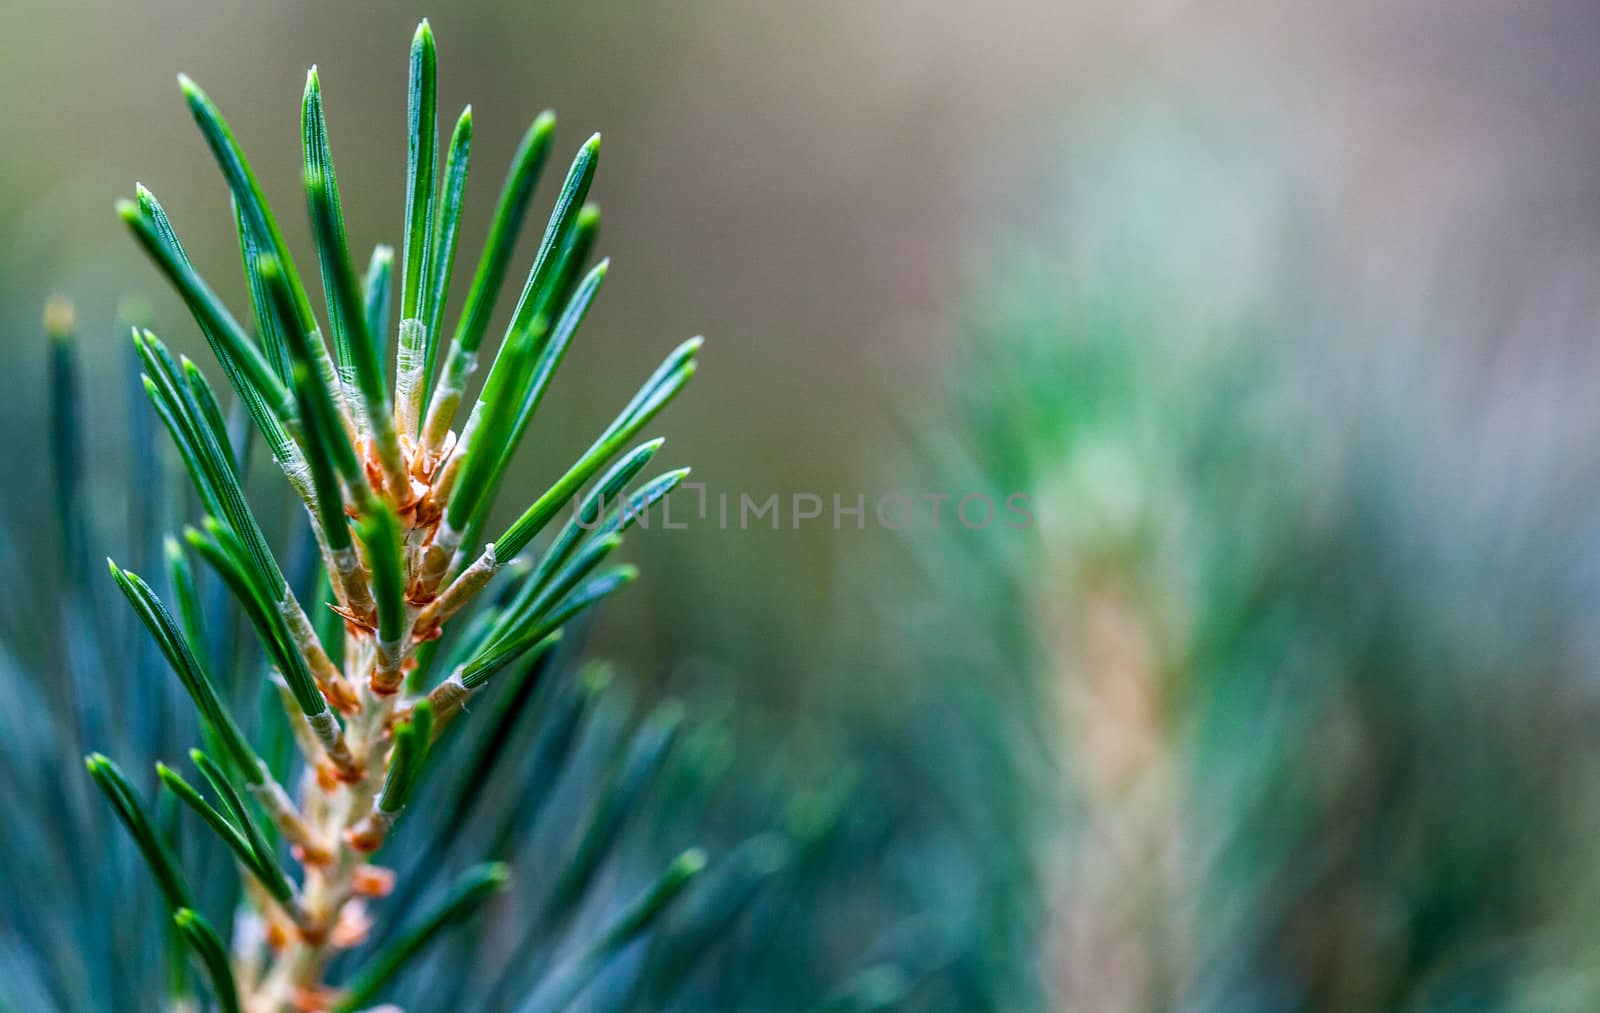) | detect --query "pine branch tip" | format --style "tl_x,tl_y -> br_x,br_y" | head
45,295 -> 76,338
676,847 -> 709,875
